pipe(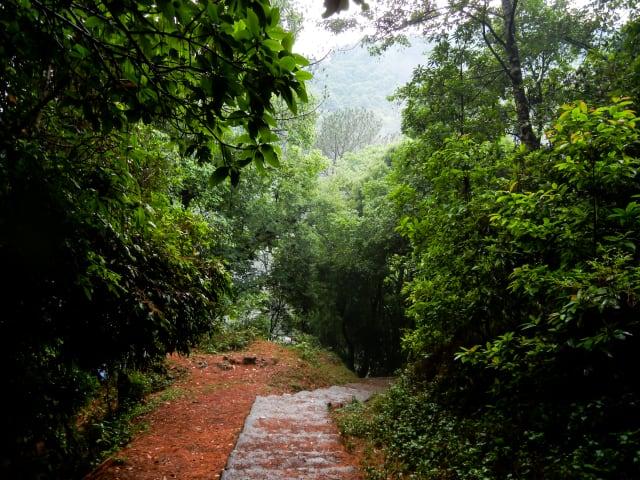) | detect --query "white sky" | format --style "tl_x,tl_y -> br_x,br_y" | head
293,0 -> 368,58
291,0 -> 594,58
